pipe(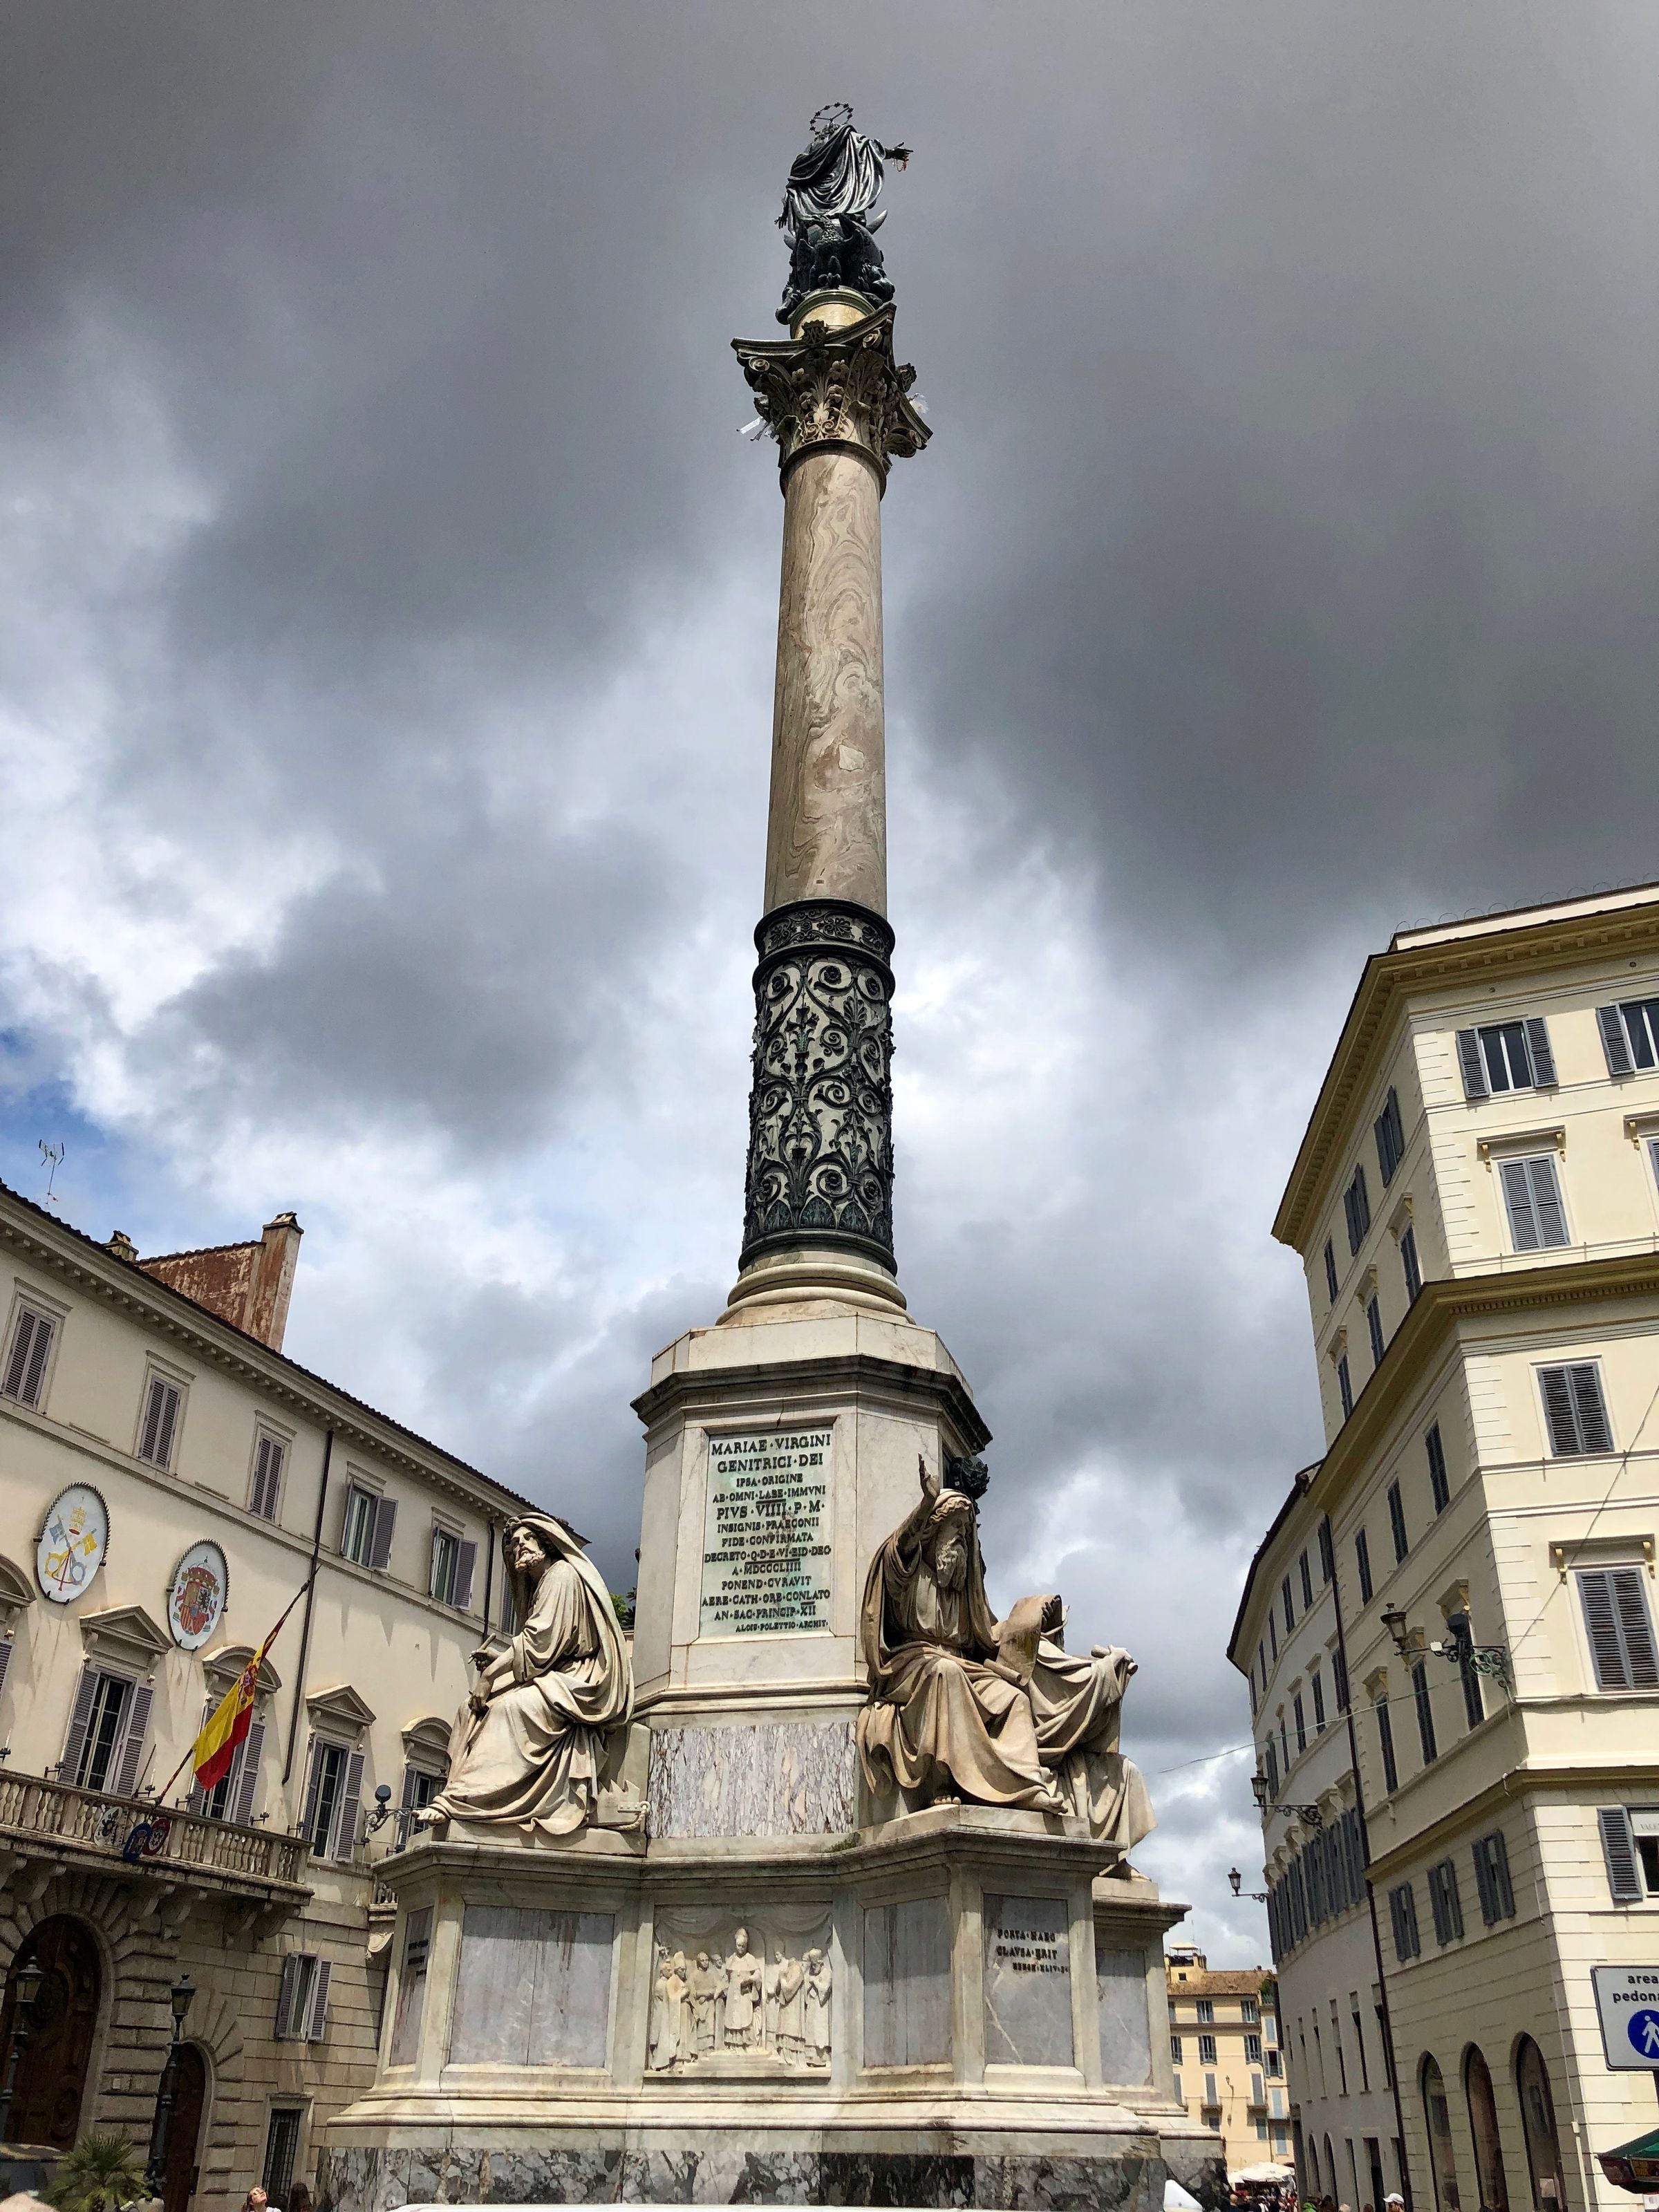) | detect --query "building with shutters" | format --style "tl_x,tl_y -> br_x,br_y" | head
0,1176 -> 536,2212
1232,879 -> 1659,2212
1164,1949 -> 1288,2175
